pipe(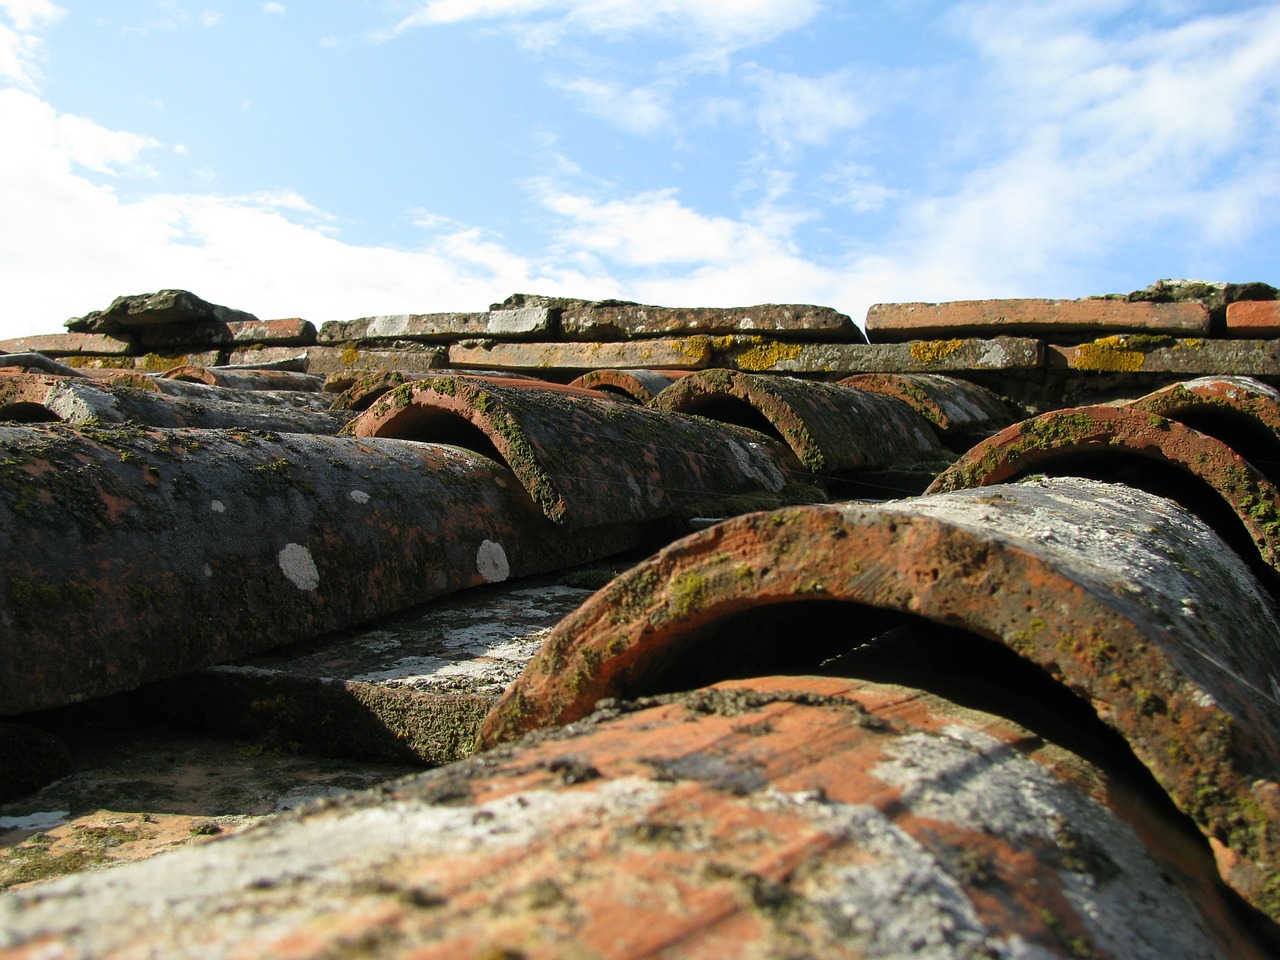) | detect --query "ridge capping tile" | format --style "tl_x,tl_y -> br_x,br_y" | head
867,299 -> 1210,342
